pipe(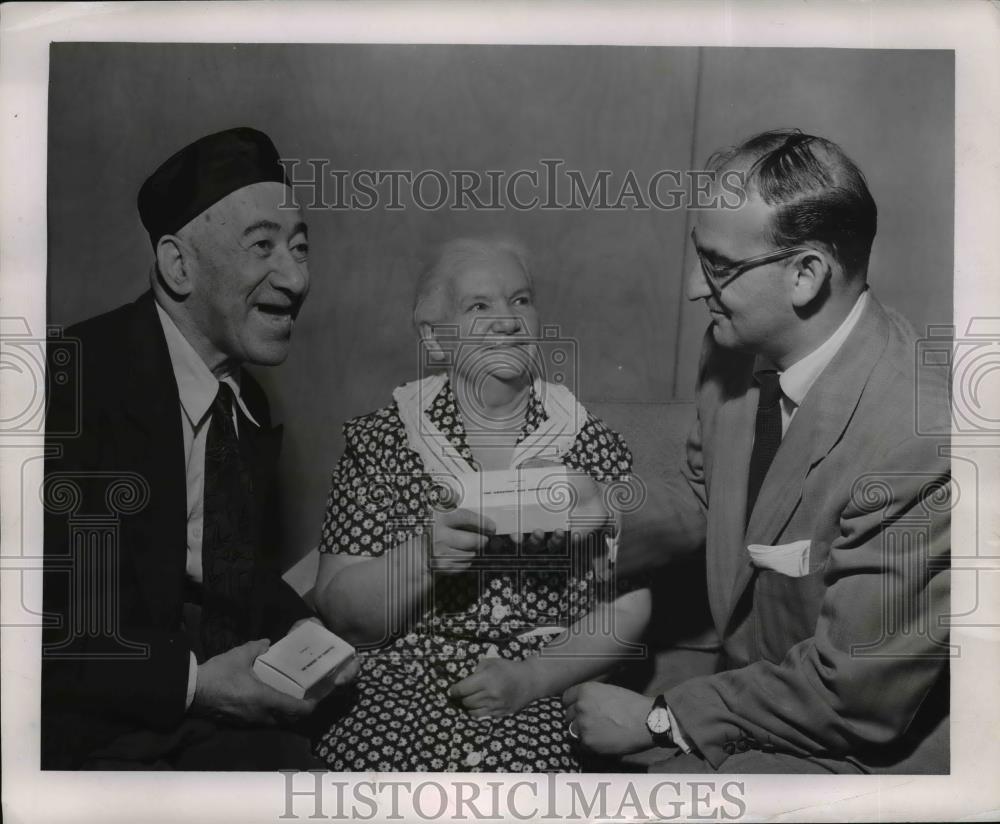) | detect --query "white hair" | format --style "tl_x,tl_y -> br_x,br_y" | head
412,236 -> 533,327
